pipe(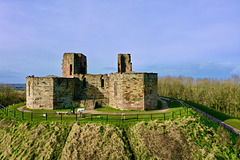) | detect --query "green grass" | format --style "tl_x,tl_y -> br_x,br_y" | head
224,119 -> 240,130
162,99 -> 184,112
185,101 -> 240,130
8,102 -> 26,110
0,113 -> 239,159
95,100 -> 163,113
0,101 -> 190,124
22,106 -> 84,113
